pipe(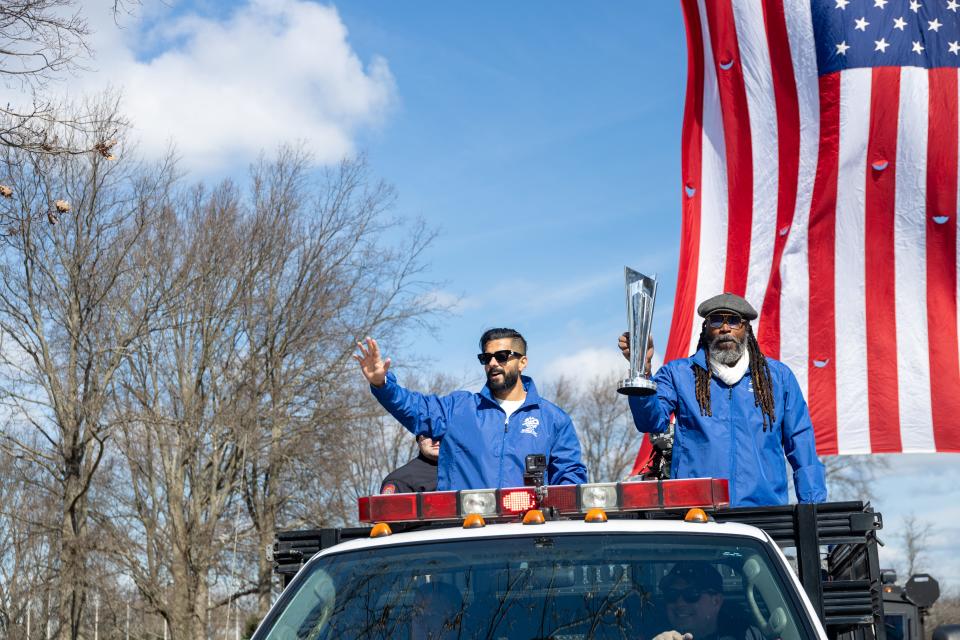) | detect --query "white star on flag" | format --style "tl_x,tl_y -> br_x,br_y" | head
855,16 -> 870,30
874,0 -> 888,7
950,41 -> 960,54
912,40 -> 925,53
875,37 -> 890,52
929,18 -> 943,31
910,0 -> 922,11
893,16 -> 908,29
836,0 -> 850,8
836,41 -> 851,55
949,0 -> 960,10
